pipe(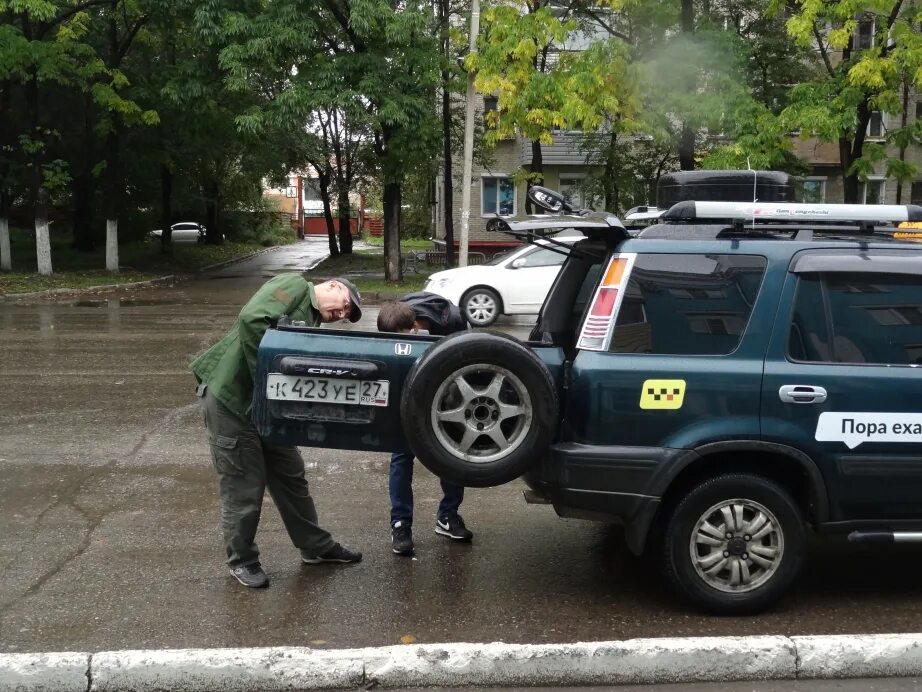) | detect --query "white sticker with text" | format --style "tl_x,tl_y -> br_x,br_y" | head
815,412 -> 922,449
